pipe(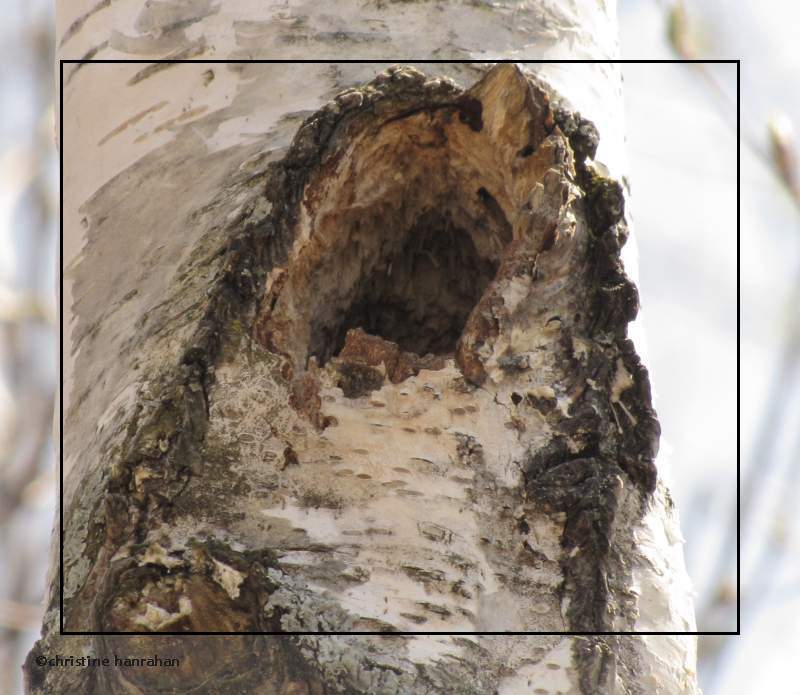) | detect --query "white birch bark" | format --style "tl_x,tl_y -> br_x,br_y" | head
26,2 -> 698,693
